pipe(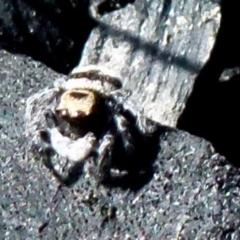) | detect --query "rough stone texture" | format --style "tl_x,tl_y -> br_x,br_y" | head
1,50 -> 240,239
79,0 -> 221,127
